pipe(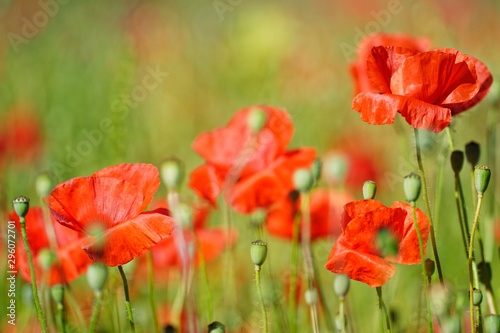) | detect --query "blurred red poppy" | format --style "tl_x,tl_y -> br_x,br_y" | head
325,199 -> 429,287
352,47 -> 492,132
189,105 -> 316,214
266,189 -> 354,241
10,207 -> 93,286
48,163 -> 176,267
